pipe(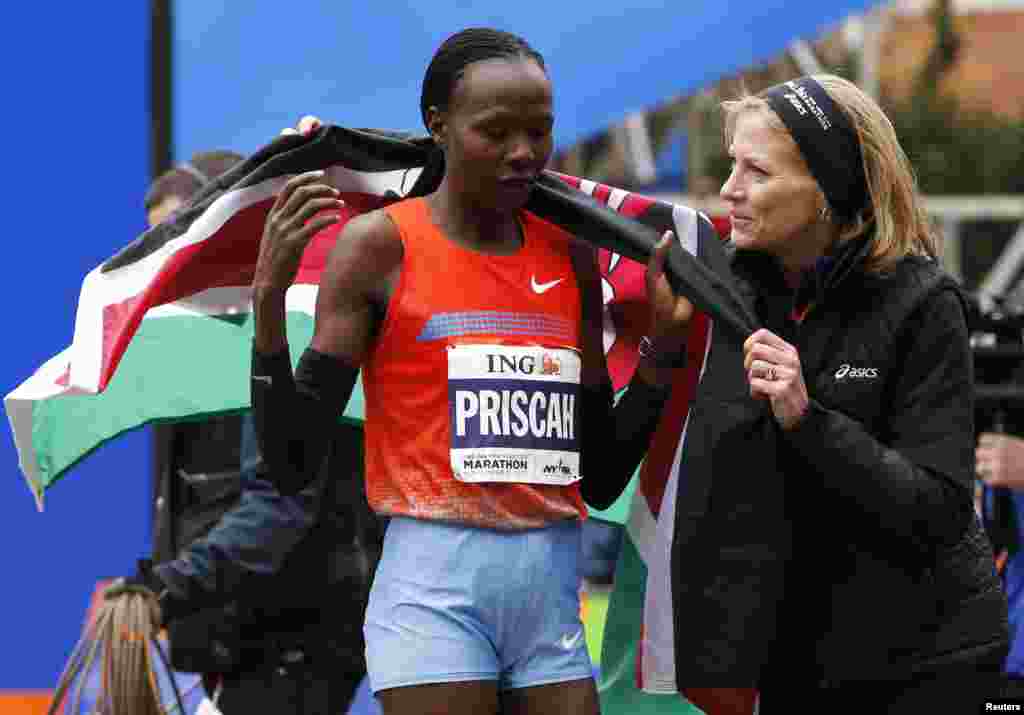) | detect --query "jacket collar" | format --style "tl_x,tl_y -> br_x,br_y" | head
731,236 -> 873,317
